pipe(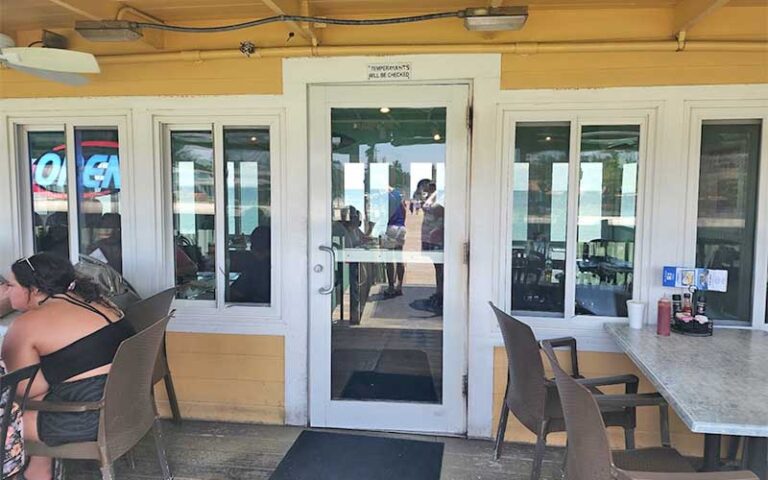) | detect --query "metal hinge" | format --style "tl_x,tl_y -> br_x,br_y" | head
463,241 -> 470,265
462,374 -> 468,396
466,105 -> 474,130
